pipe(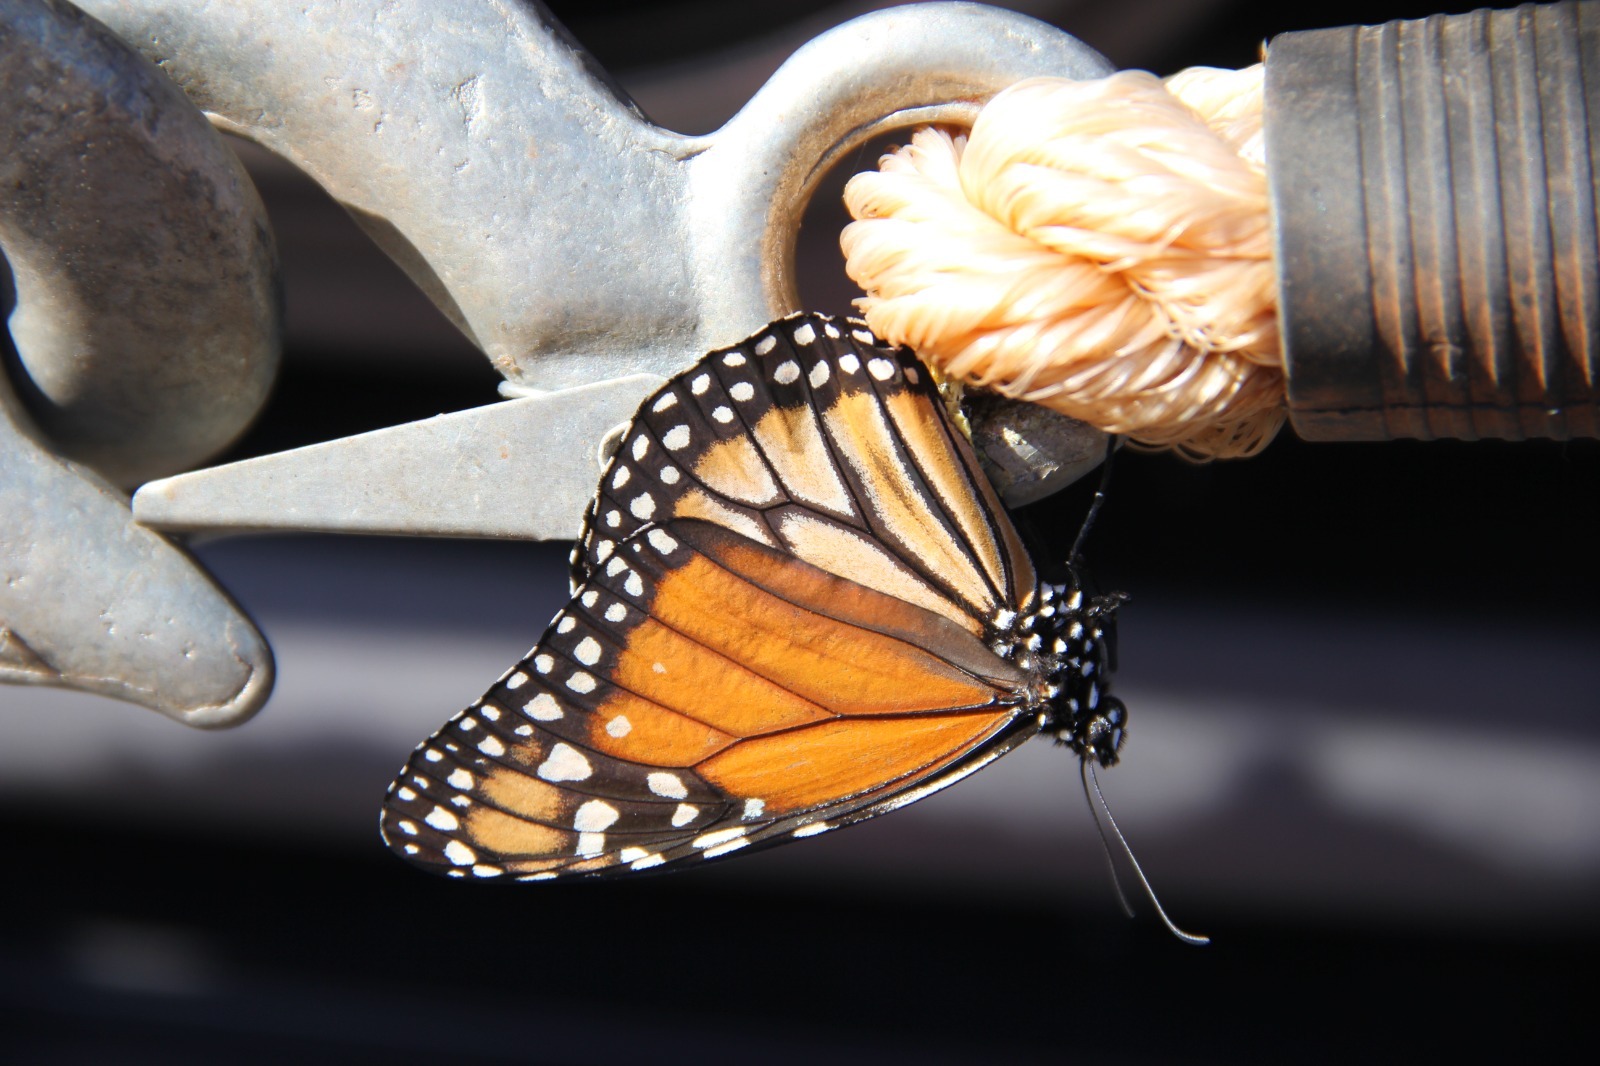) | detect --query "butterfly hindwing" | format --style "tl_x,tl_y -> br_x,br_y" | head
382,510 -> 1039,878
